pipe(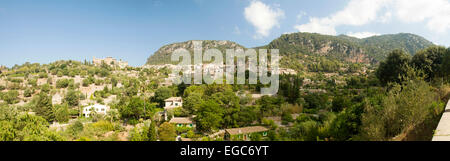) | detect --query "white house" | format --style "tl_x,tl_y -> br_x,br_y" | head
83,104 -> 110,117
164,97 -> 183,120
164,97 -> 183,110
